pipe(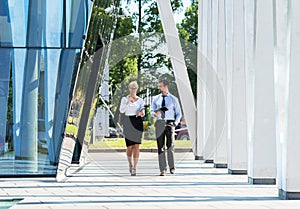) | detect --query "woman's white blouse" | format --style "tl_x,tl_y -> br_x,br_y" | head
119,96 -> 145,116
